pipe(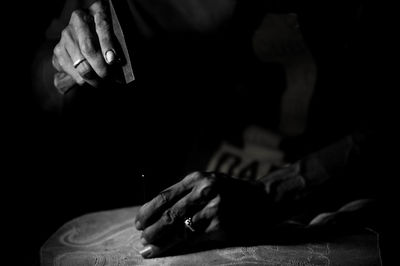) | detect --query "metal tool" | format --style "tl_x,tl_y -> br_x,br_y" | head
109,0 -> 135,84
56,0 -> 134,94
